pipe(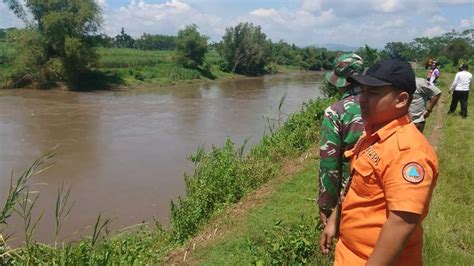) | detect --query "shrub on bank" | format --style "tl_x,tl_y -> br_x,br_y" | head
249,216 -> 332,265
